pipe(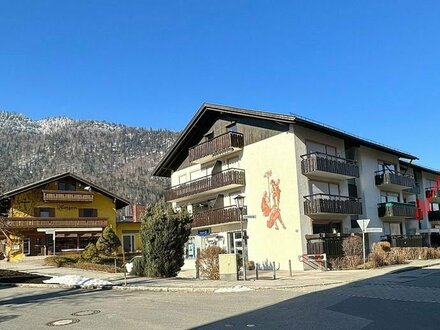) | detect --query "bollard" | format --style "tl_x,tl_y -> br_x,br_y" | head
114,258 -> 117,273
289,259 -> 292,277
272,261 -> 276,280
255,263 -> 259,280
